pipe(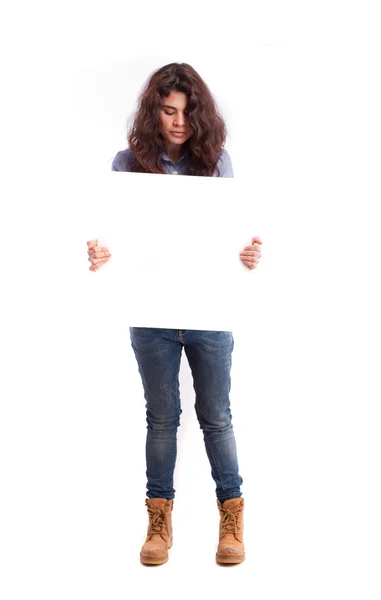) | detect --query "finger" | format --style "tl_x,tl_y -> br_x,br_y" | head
242,260 -> 257,270
240,252 -> 260,259
89,256 -> 108,263
89,250 -> 112,261
91,256 -> 111,265
94,250 -> 112,258
89,258 -> 109,270
240,256 -> 258,265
